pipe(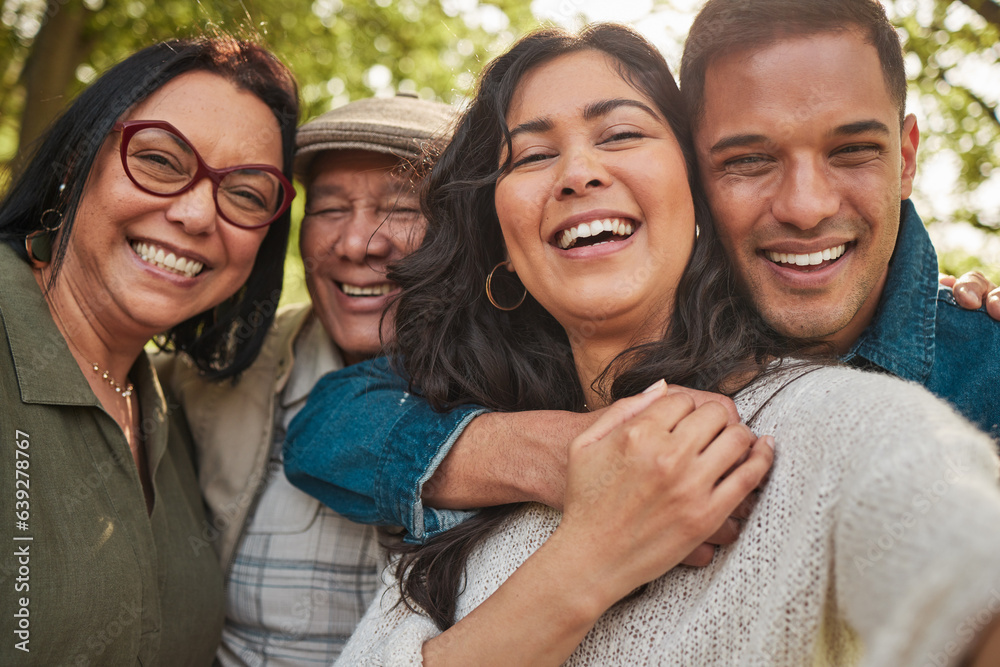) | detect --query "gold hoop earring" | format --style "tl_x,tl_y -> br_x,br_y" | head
485,261 -> 526,311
